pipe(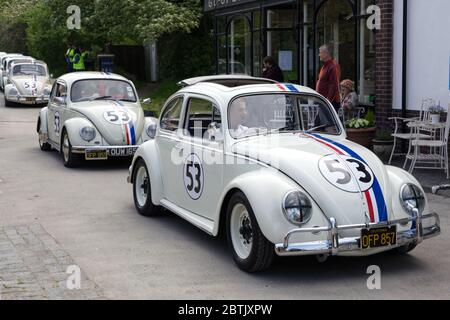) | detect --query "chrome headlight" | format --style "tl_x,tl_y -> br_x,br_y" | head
146,123 -> 157,139
400,184 -> 425,215
8,88 -> 18,96
79,126 -> 96,142
282,191 -> 313,226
